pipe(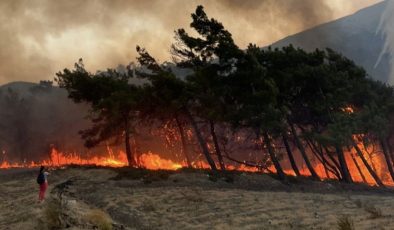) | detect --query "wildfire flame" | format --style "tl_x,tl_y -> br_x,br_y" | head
1,140 -> 393,187
0,149 -> 184,170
